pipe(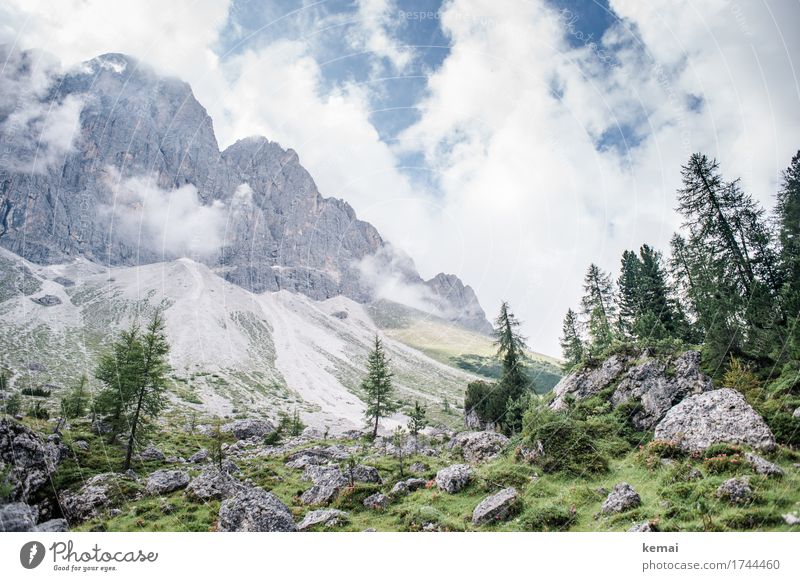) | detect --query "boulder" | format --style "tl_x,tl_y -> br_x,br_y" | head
435,464 -> 474,494
0,502 -> 38,532
297,509 -> 349,531
73,440 -> 90,452
137,444 -> 165,462
448,431 -> 509,464
654,389 -> 775,452
218,487 -> 296,532
59,473 -> 138,524
783,513 -> 799,526
472,487 -> 519,525
409,462 -> 427,474
390,477 -> 427,496
716,477 -> 752,504
601,483 -> 641,514
285,448 -> 331,470
32,294 -> 61,306
91,419 -> 113,435
34,518 -> 69,532
464,408 -> 495,432
301,467 -> 348,505
348,464 -> 381,484
793,407 -> 800,420
551,354 -> 629,409
610,351 -> 713,428
145,469 -> 190,495
186,467 -> 243,502
223,418 -> 275,440
745,453 -> 784,477
363,493 -> 390,510
188,449 -> 209,463
0,418 -> 62,503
